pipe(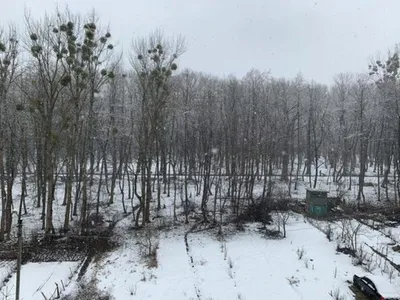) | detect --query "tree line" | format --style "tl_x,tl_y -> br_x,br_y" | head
0,8 -> 399,240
